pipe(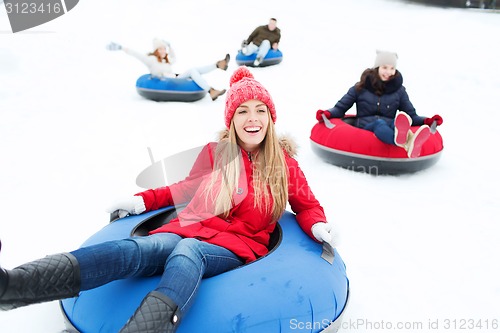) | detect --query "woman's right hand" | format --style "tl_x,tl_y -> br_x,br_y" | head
316,110 -> 332,122
106,196 -> 146,217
